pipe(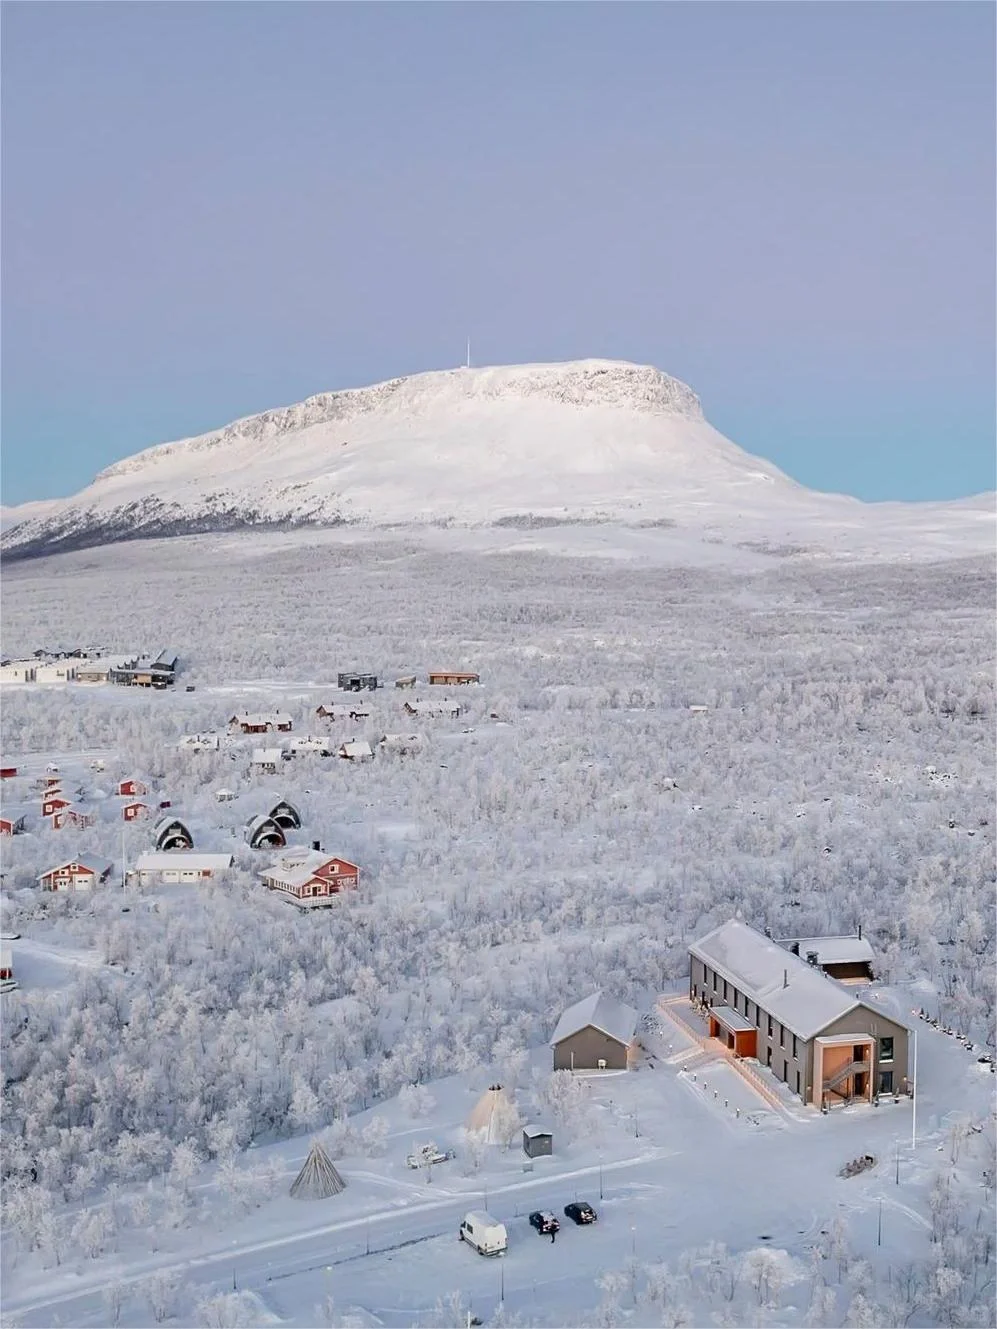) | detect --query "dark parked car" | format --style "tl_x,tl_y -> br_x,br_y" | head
528,1210 -> 560,1235
564,1202 -> 597,1225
